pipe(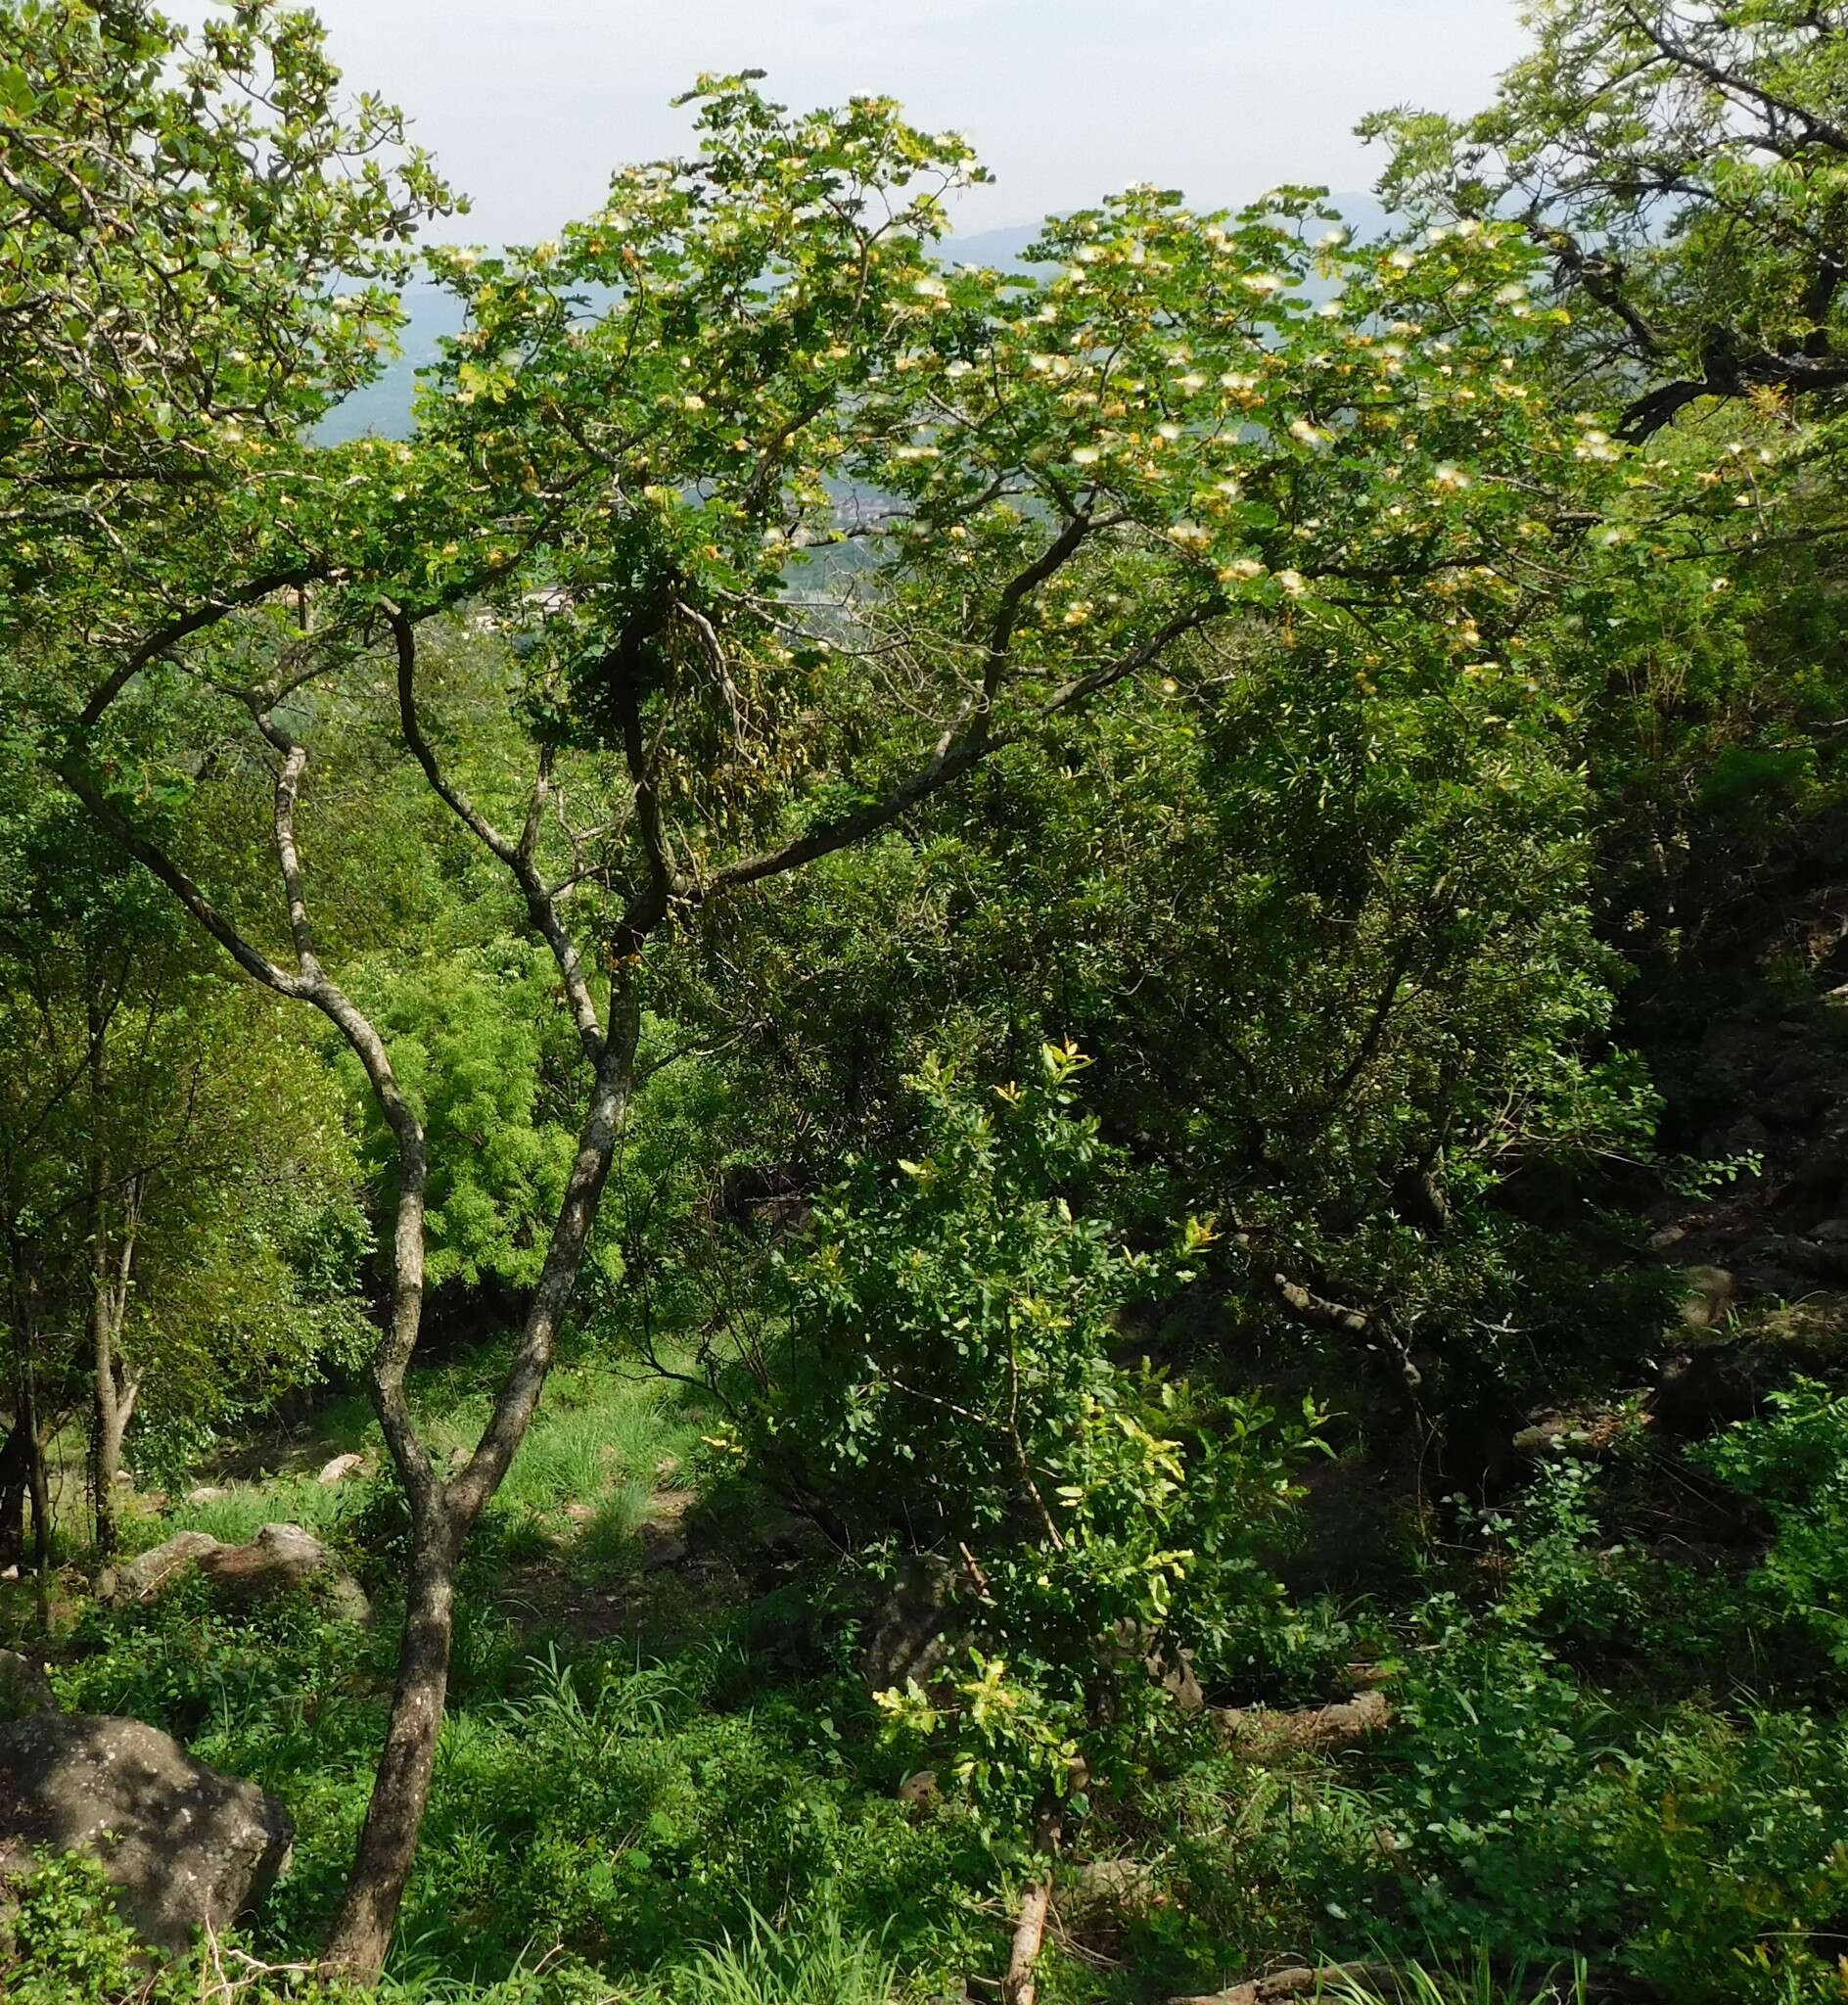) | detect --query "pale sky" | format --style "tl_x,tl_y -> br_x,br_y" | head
196,1 -> 1530,246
